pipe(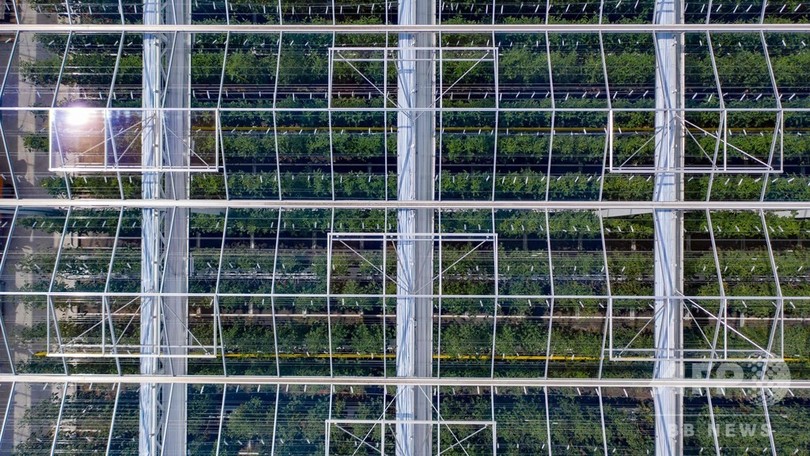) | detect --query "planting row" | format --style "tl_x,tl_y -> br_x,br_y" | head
12,241 -> 810,314
19,208 -> 810,247
19,30 -> 810,110
35,169 -> 810,201
15,380 -> 810,456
